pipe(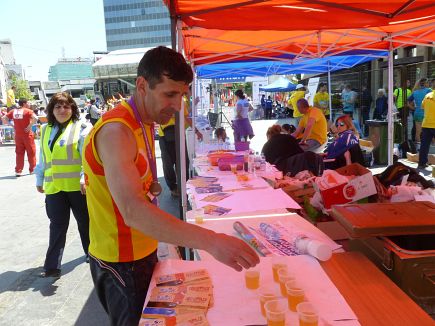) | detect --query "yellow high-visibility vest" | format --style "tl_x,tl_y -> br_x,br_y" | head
41,121 -> 82,194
